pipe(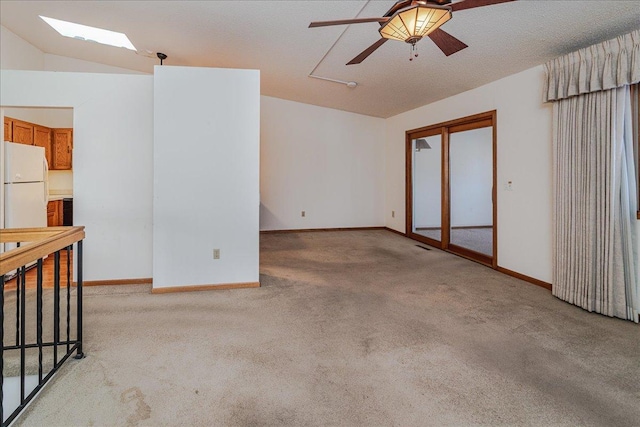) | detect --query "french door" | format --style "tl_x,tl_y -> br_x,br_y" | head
406,111 -> 497,267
